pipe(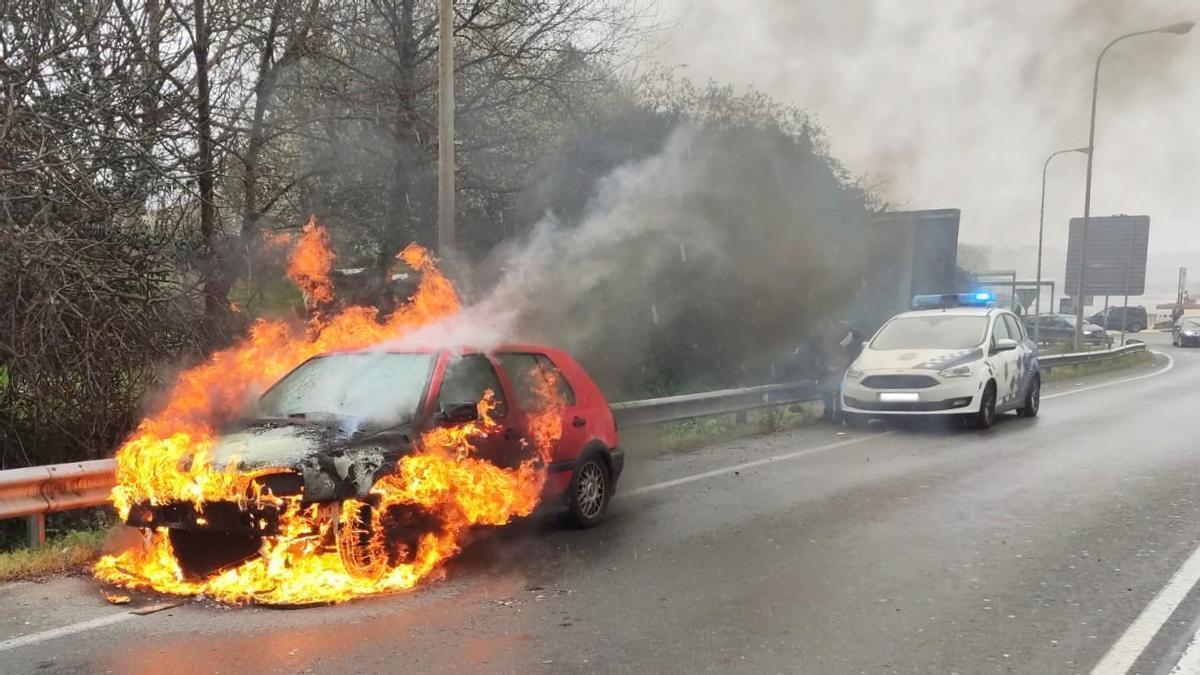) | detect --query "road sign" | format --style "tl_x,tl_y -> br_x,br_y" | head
1064,215 -> 1149,296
